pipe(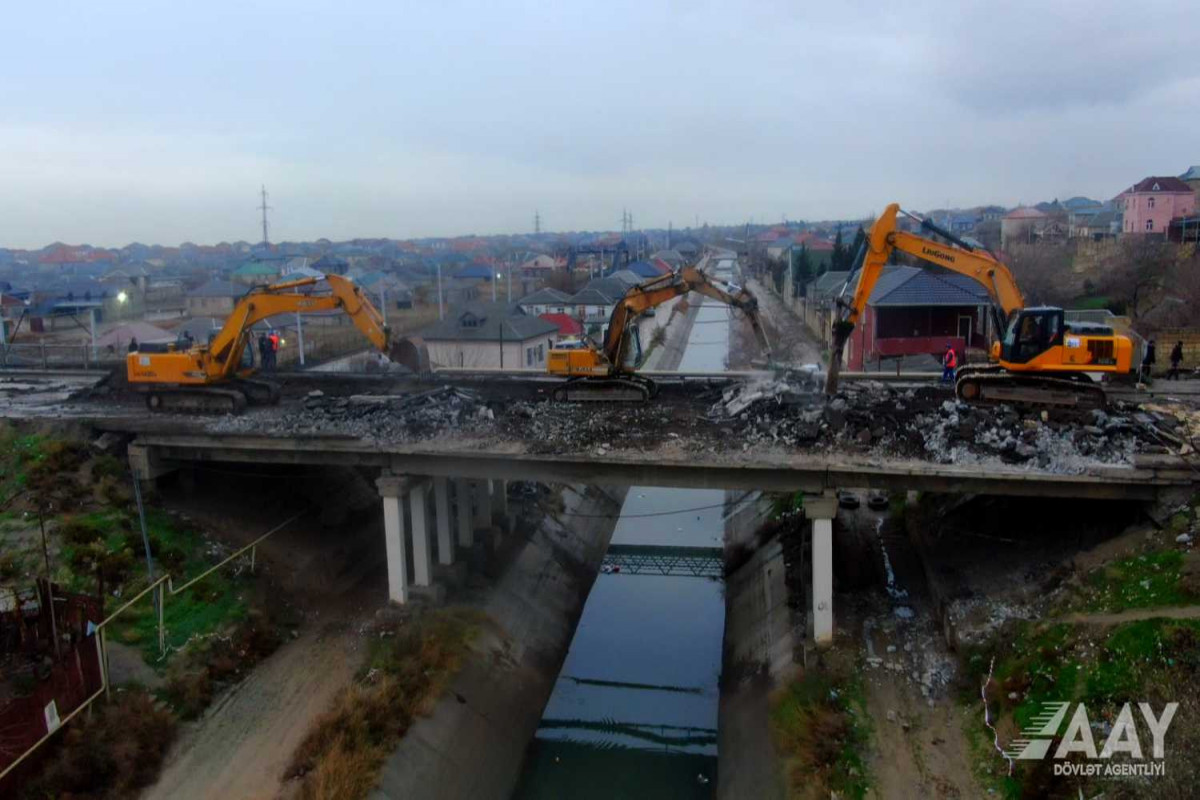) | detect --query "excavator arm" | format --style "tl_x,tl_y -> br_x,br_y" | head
825,203 -> 1025,393
203,274 -> 389,380
600,264 -> 771,367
